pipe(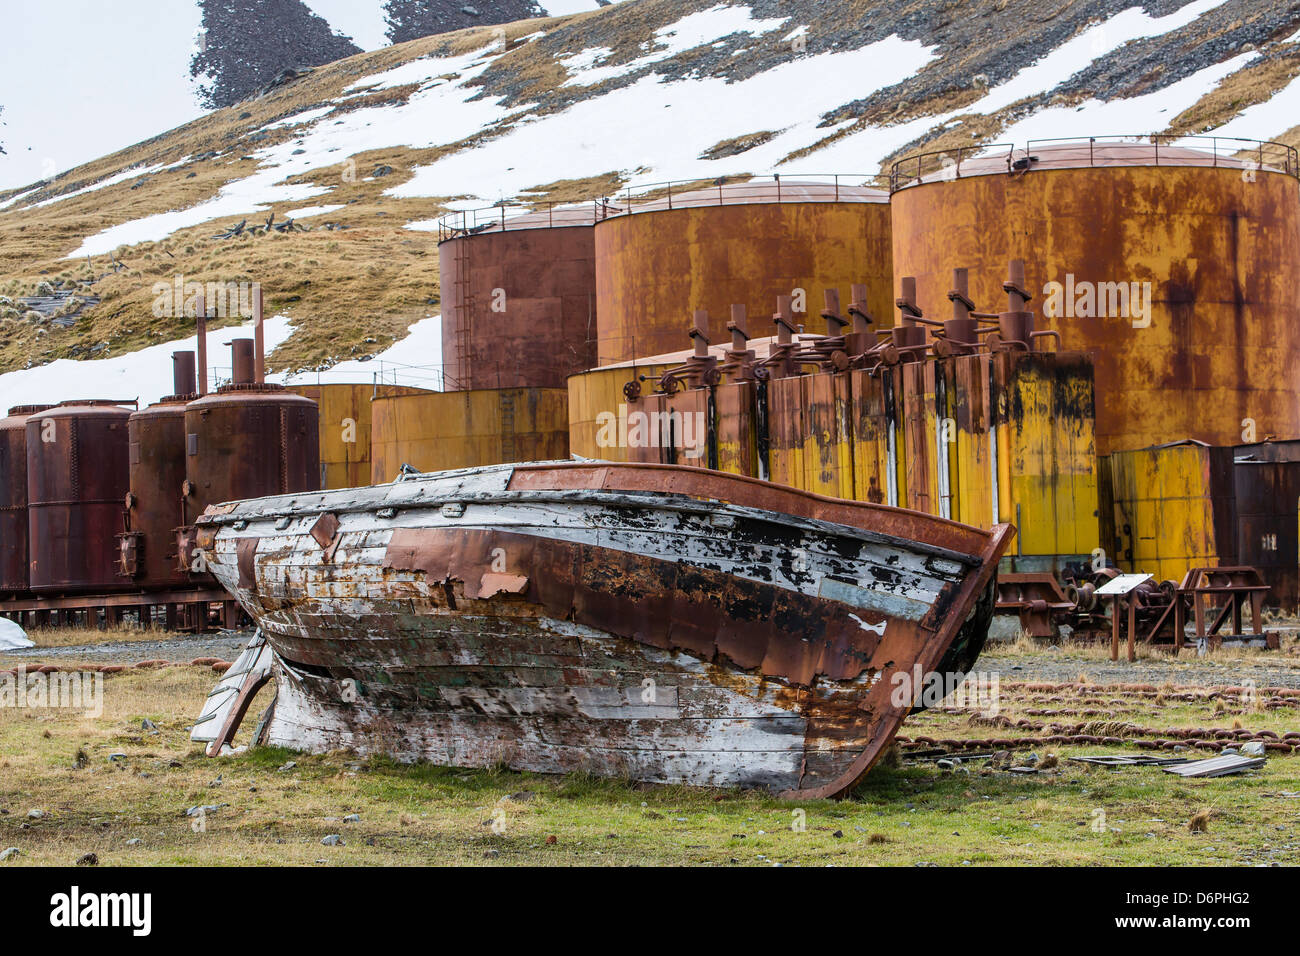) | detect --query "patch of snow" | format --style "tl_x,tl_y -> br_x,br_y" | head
404,219 -> 441,232
561,5 -> 790,88
0,188 -> 41,212
272,315 -> 444,391
973,0 -> 1234,114
992,51 -> 1258,145
30,164 -> 165,209
394,34 -> 932,200
67,44 -> 515,259
0,316 -> 295,411
0,618 -> 33,650
66,168 -> 329,259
